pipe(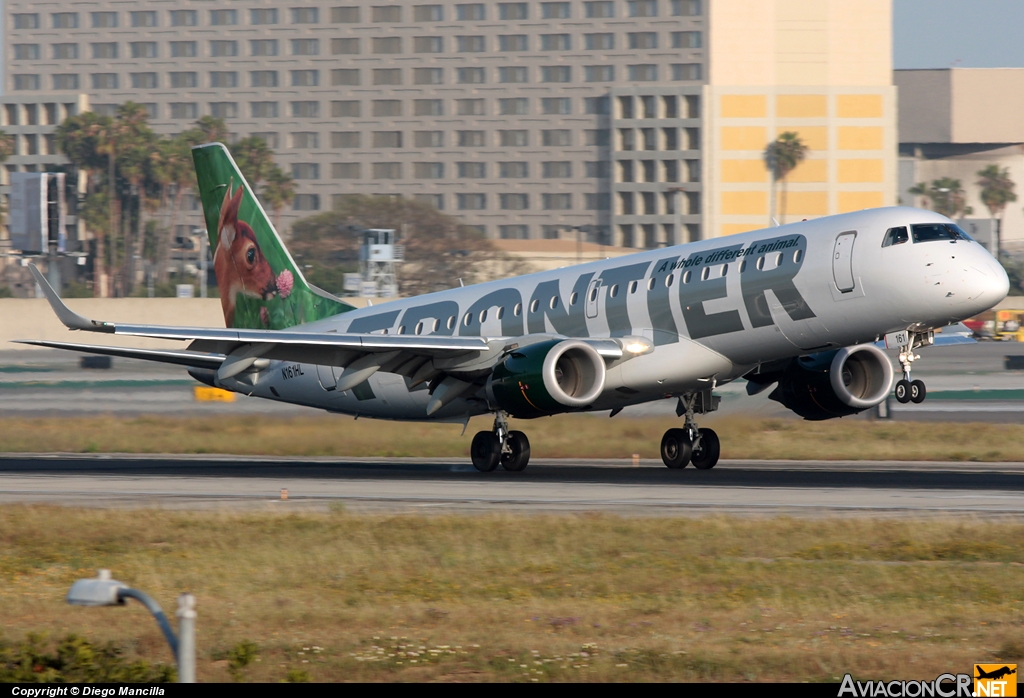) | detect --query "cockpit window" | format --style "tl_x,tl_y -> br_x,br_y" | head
882,226 -> 908,247
911,223 -> 973,243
